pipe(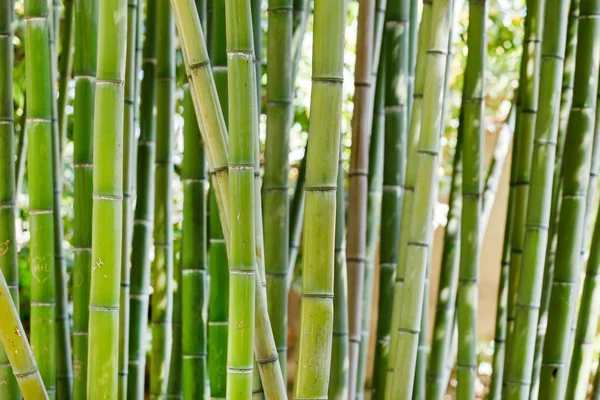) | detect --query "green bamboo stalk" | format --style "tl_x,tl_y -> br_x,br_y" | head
567,96 -> 600,399
223,0 -> 259,396
57,0 -> 74,153
538,0 -> 600,394
413,253 -> 431,400
118,0 -> 139,394
15,96 -> 28,197
0,1 -> 21,396
86,0 -> 127,395
387,0 -> 452,397
384,0 -> 431,393
167,243 -> 183,400
356,28 -> 387,400
179,85 -> 210,399
208,0 -> 229,396
406,0 -> 418,117
503,0 -> 545,373
127,0 -> 158,395
346,0 -> 376,396
293,0 -> 346,396
530,2 -> 580,394
264,0 -> 293,383
502,0 -> 570,394
23,0 -> 58,395
71,0 -> 97,396
48,2 -> 74,397
170,1 -> 286,396
456,0 -> 486,397
151,0 -> 175,394
329,143 -> 349,400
